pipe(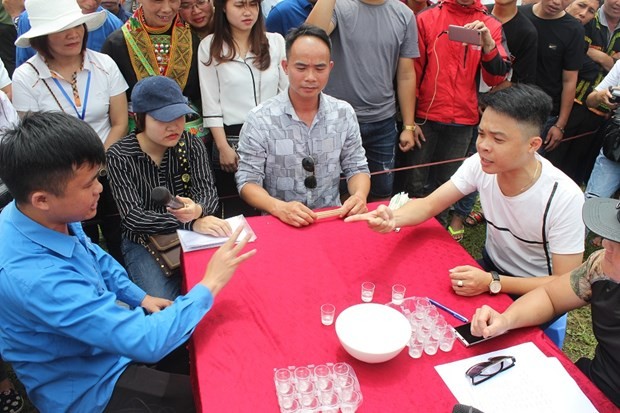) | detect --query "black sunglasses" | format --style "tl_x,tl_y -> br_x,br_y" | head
302,157 -> 317,189
466,355 -> 515,385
